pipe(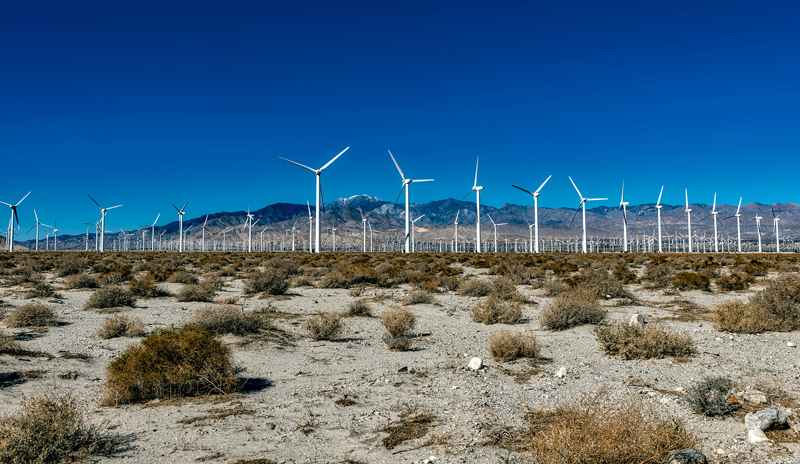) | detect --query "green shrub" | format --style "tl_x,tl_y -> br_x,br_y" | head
671,272 -> 710,291
4,303 -> 57,328
84,286 -> 136,310
103,326 -> 241,406
686,377 -> 736,417
594,323 -> 696,360
245,269 -> 290,295
540,287 -> 605,331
